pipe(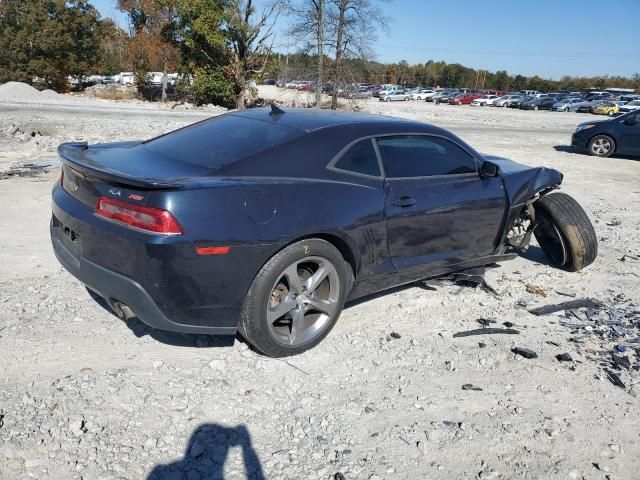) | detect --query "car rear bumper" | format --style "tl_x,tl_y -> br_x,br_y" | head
51,231 -> 235,335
